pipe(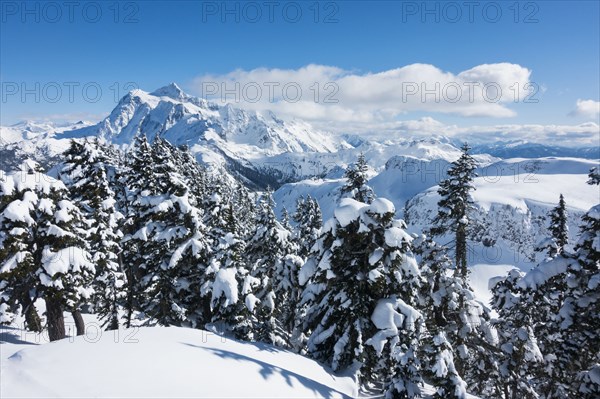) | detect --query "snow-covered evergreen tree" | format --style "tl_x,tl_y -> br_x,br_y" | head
545,194 -> 569,258
430,143 -> 477,277
383,297 -> 425,399
246,189 -> 298,346
0,163 -> 94,341
490,269 -> 543,398
281,206 -> 291,231
233,183 -> 256,238
121,136 -> 209,327
561,168 -> 600,397
207,202 -> 255,340
420,331 -> 467,399
414,234 -> 500,397
120,134 -> 154,327
508,168 -> 599,398
341,153 -> 374,204
413,236 -> 468,398
59,139 -> 125,330
292,195 -> 323,260
301,197 -> 421,388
